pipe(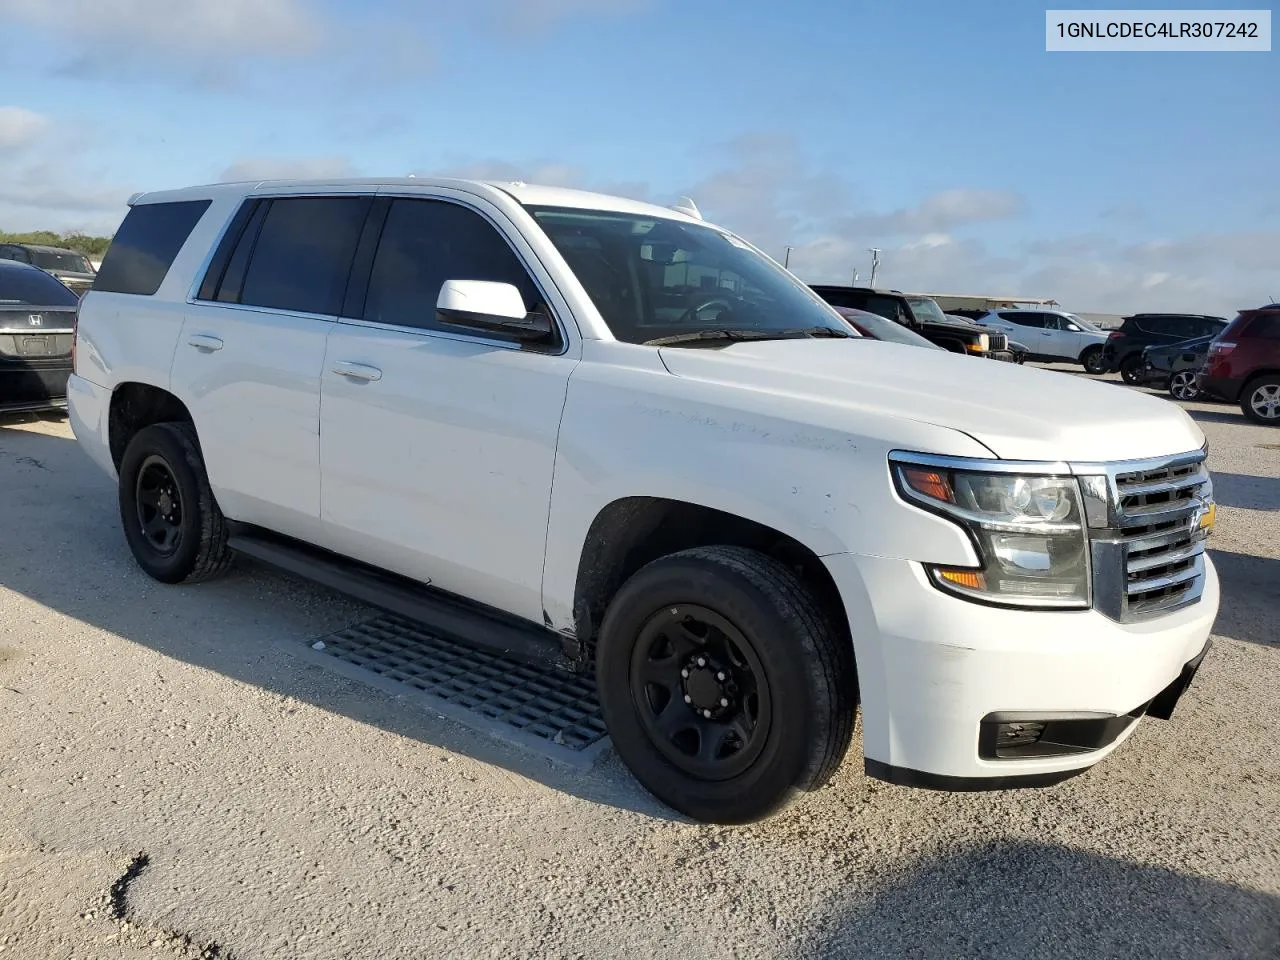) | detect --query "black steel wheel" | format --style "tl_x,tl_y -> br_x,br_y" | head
135,455 -> 185,556
629,604 -> 771,781
117,422 -> 234,584
596,546 -> 856,824
1081,346 -> 1106,375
